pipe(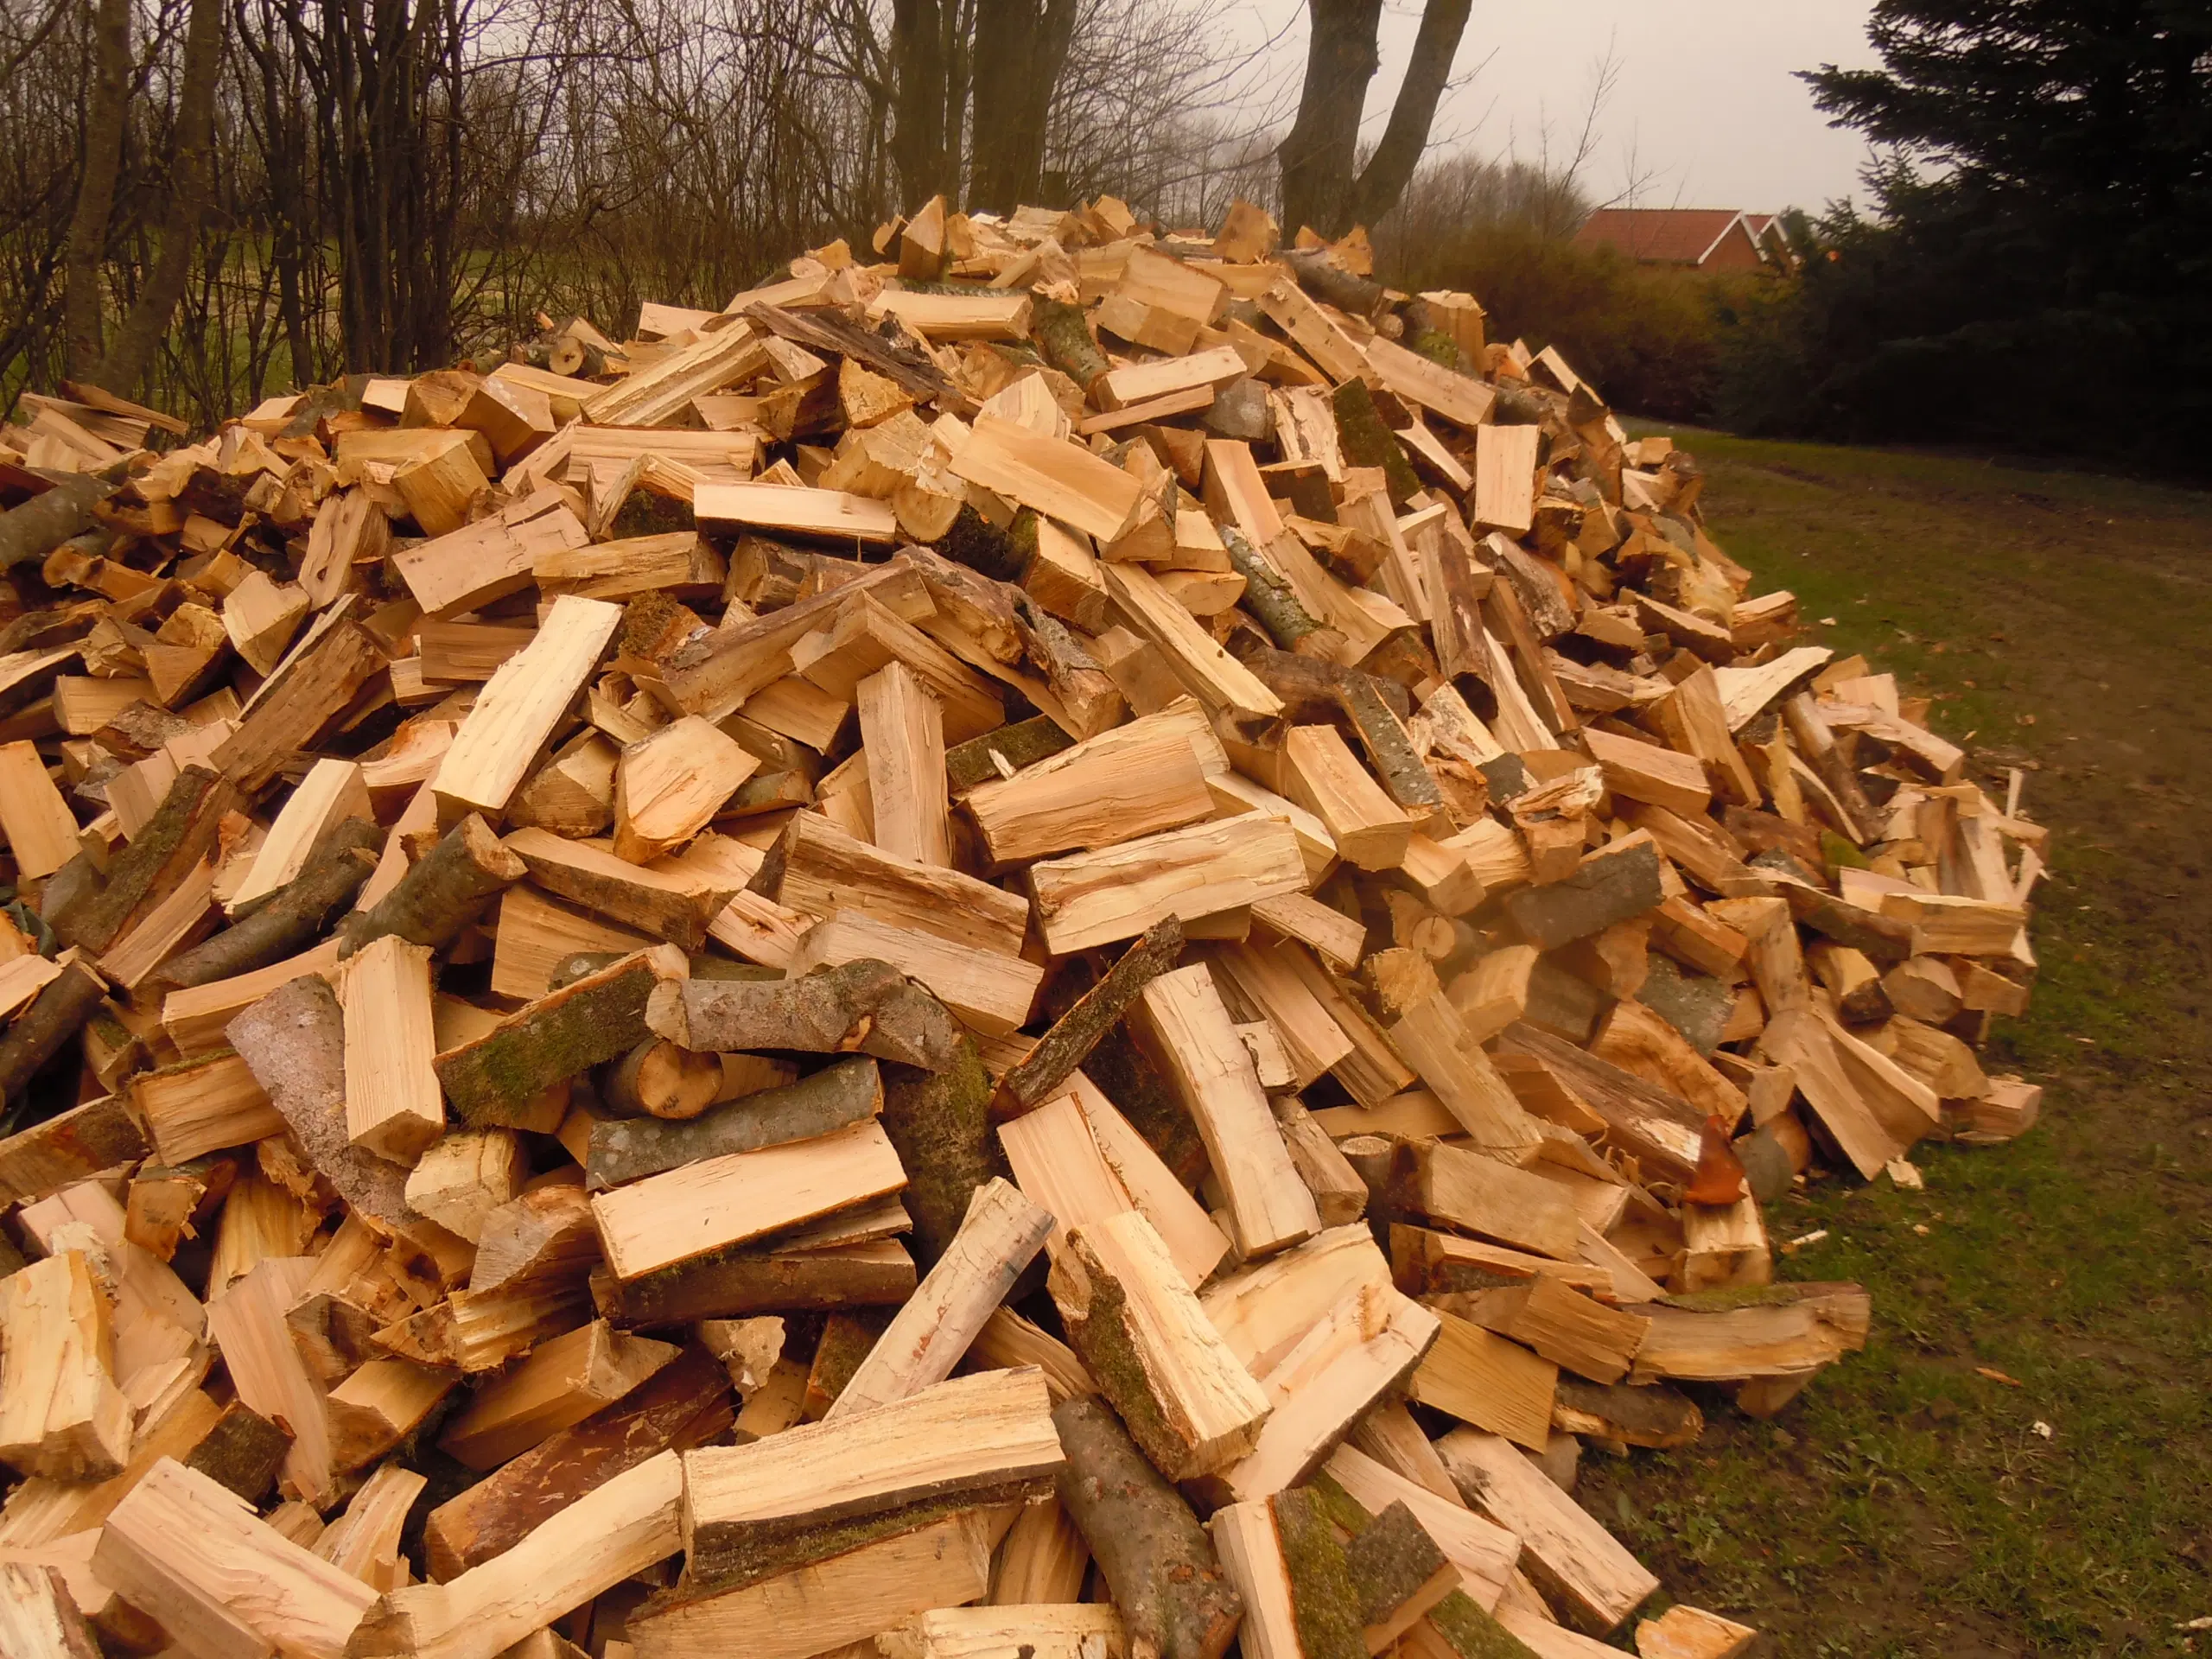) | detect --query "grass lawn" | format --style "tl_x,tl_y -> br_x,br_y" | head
1575,432 -> 2212,1655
